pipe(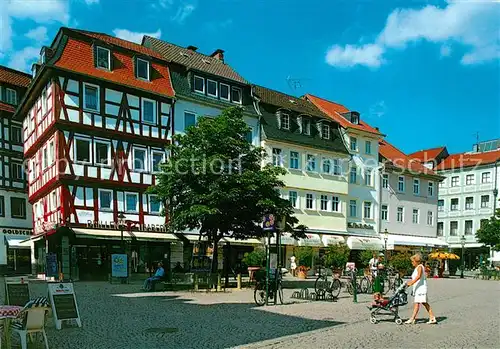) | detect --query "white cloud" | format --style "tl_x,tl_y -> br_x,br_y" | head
440,45 -> 452,58
7,46 -> 40,72
171,4 -> 196,24
25,26 -> 49,43
112,29 -> 162,44
326,1 -> 500,68
325,44 -> 385,68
